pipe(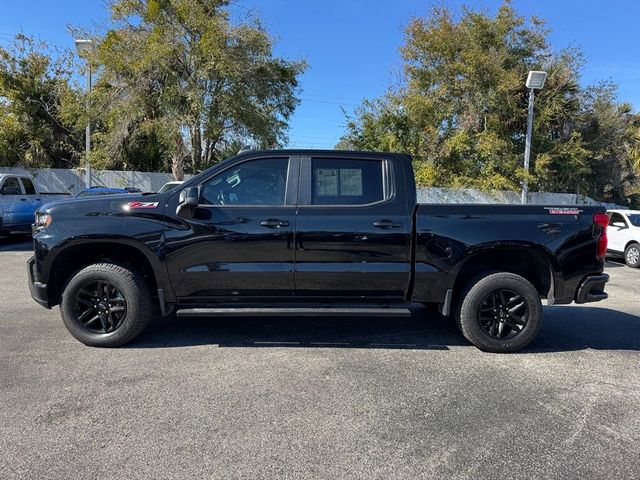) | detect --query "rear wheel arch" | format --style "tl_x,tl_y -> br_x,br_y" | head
452,247 -> 555,301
